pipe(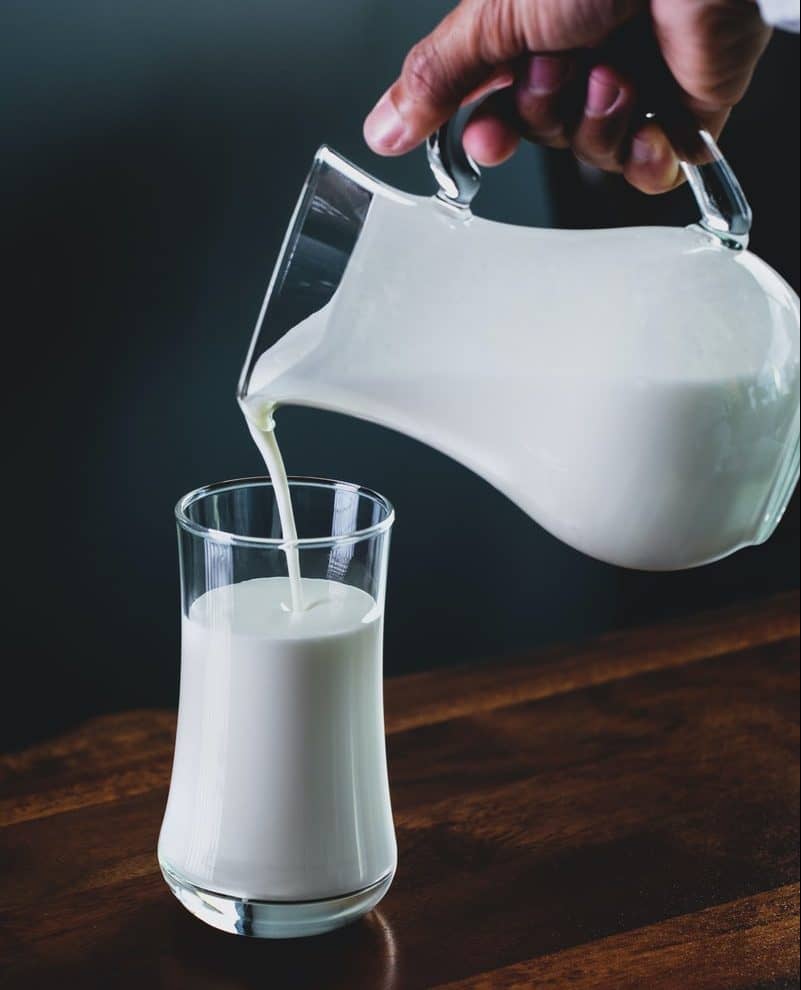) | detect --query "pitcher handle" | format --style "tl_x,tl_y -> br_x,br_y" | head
679,129 -> 751,249
426,110 -> 481,210
427,113 -> 752,248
